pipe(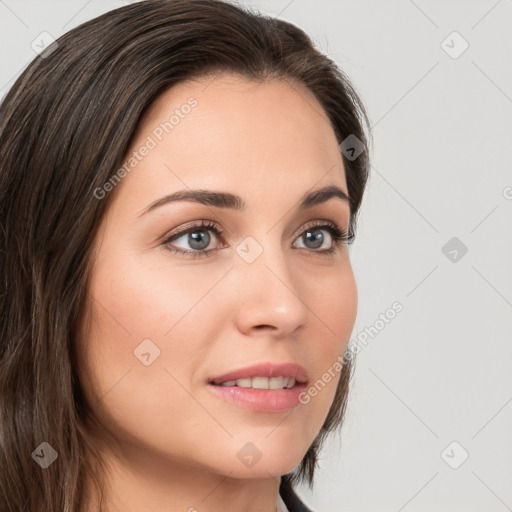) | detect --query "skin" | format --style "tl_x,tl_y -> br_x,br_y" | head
76,73 -> 358,512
